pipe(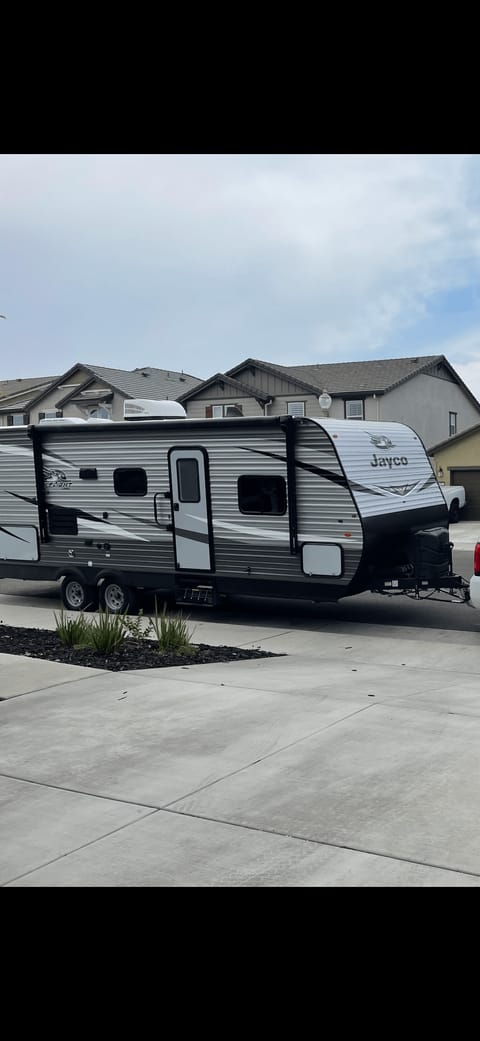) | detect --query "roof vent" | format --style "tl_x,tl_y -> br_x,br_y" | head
38,417 -> 87,425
